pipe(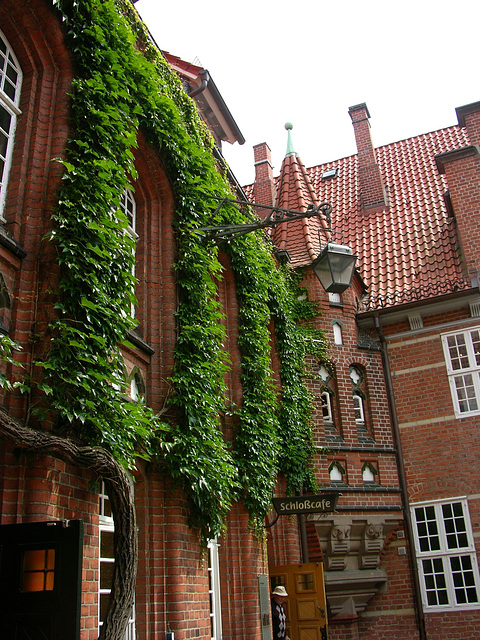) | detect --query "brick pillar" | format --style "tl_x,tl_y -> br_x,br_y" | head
348,103 -> 387,212
253,142 -> 275,216
436,101 -> 480,284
